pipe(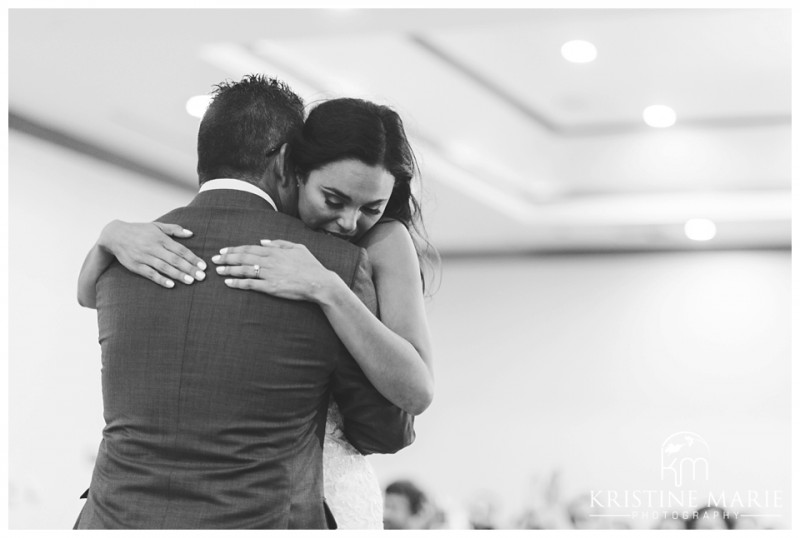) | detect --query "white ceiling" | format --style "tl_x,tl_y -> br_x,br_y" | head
8,8 -> 792,254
